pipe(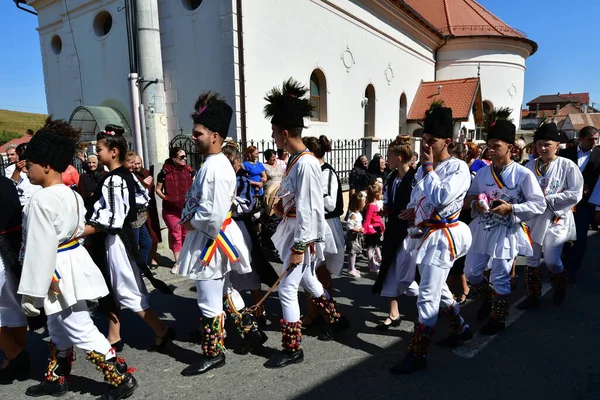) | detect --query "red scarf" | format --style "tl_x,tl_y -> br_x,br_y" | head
162,162 -> 193,210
